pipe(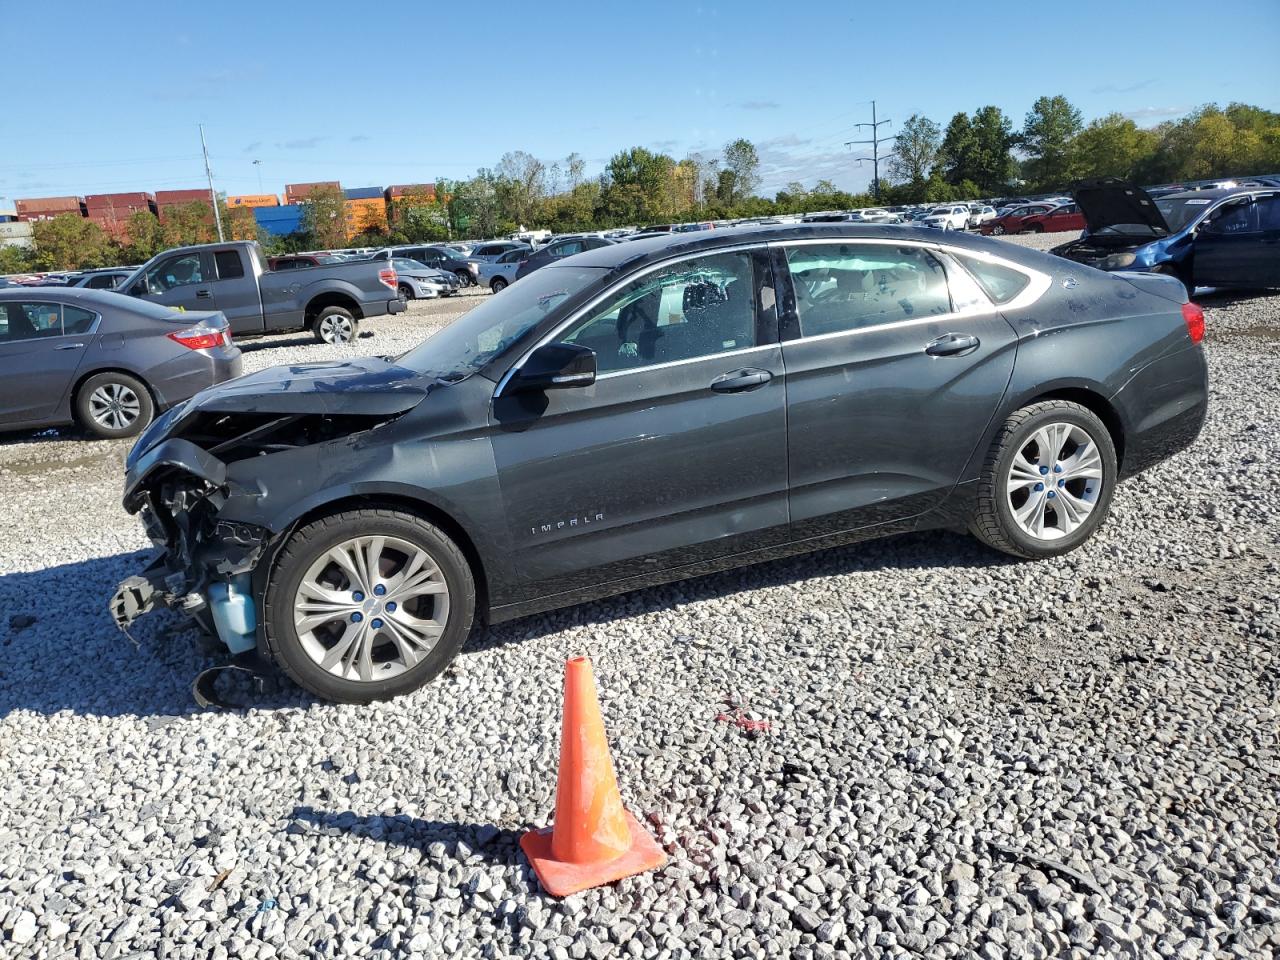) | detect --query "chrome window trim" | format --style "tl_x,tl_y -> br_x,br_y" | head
0,299 -> 102,342
495,241 -> 771,395
771,236 -> 1051,343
